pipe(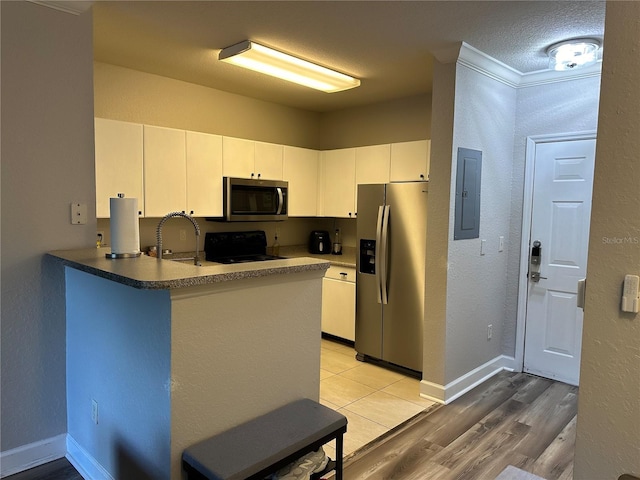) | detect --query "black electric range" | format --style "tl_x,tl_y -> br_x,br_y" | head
204,231 -> 283,264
